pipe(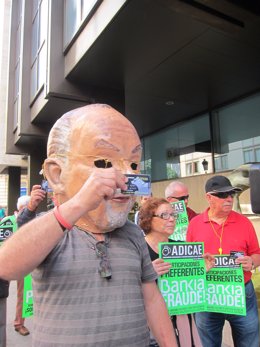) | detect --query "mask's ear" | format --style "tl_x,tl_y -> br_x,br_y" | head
43,158 -> 65,195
